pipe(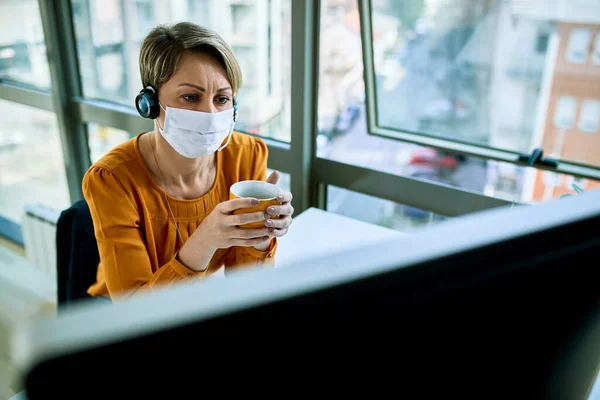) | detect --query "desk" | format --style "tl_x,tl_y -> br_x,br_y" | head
274,207 -> 406,267
208,207 -> 406,278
